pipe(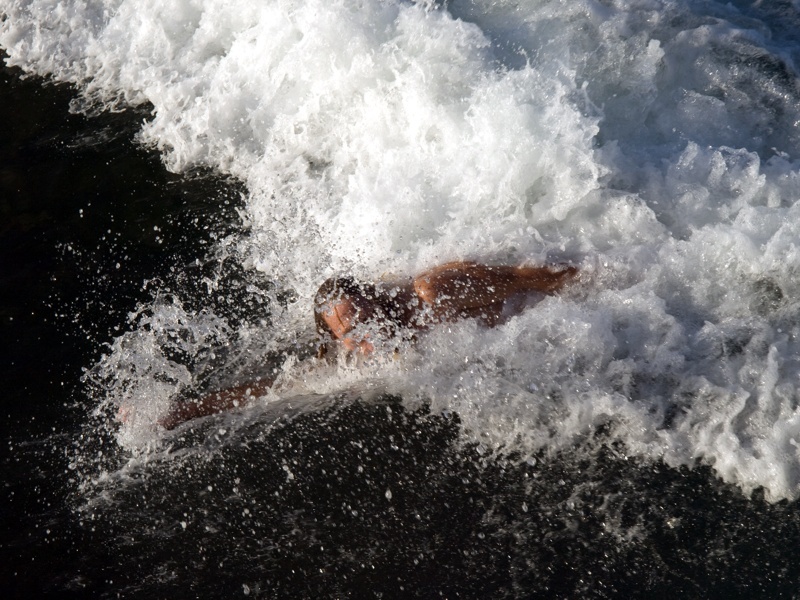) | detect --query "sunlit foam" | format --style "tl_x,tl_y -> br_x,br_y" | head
4,0 -> 800,500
